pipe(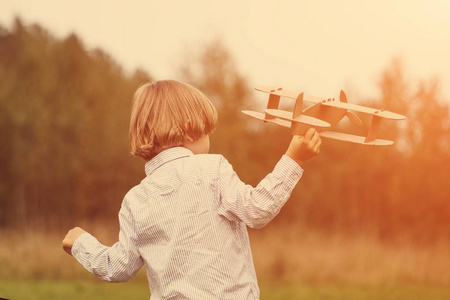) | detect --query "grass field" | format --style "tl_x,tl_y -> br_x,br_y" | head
1,280 -> 450,300
1,226 -> 450,299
